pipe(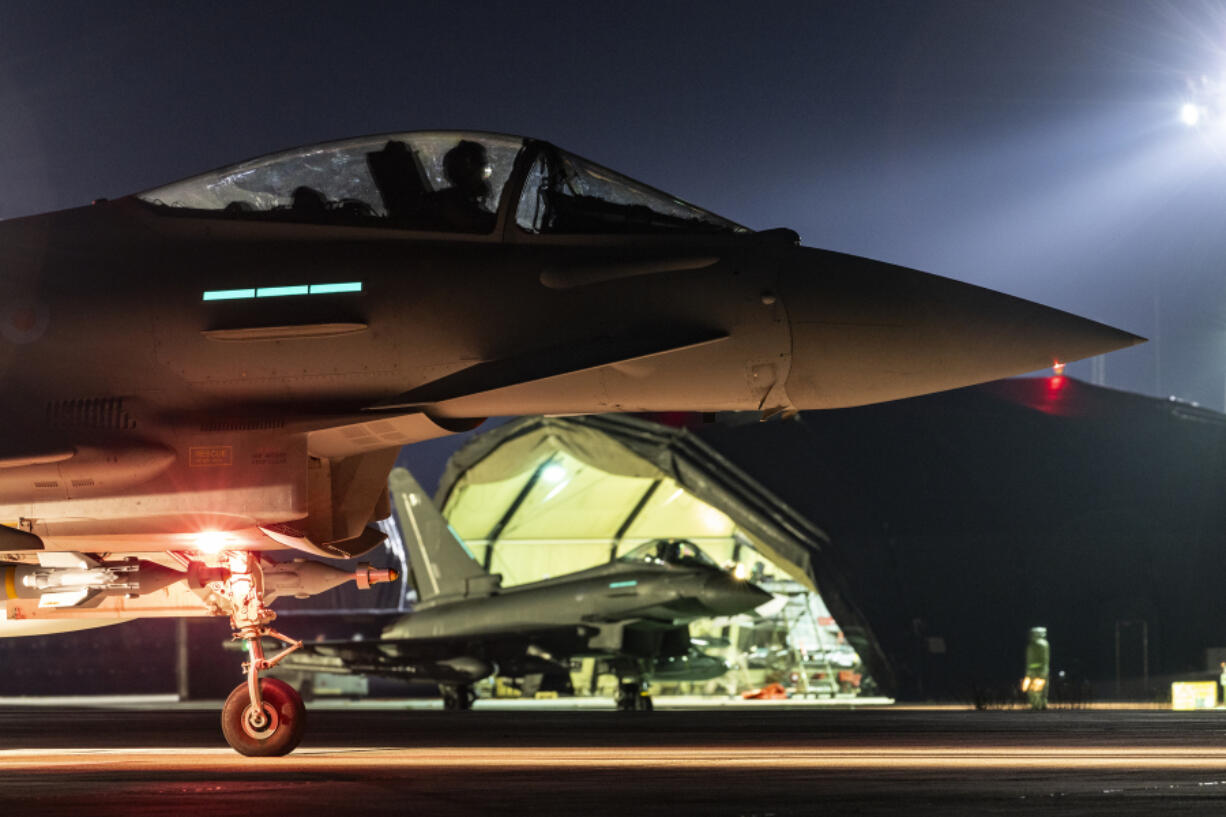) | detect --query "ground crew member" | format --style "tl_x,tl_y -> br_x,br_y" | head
1021,627 -> 1050,710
